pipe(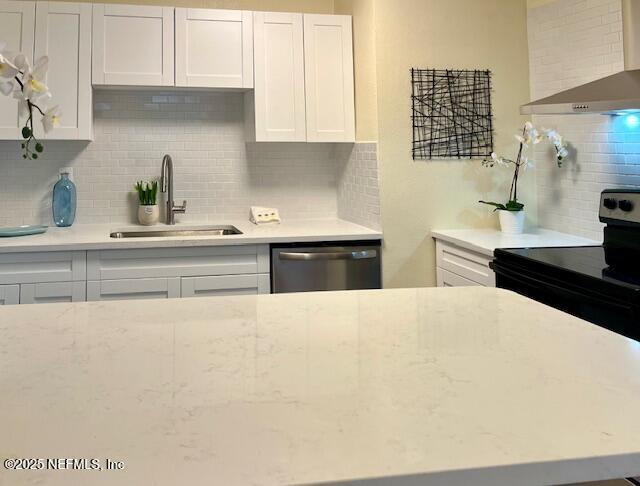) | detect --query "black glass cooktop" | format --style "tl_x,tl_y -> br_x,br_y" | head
496,246 -> 640,291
